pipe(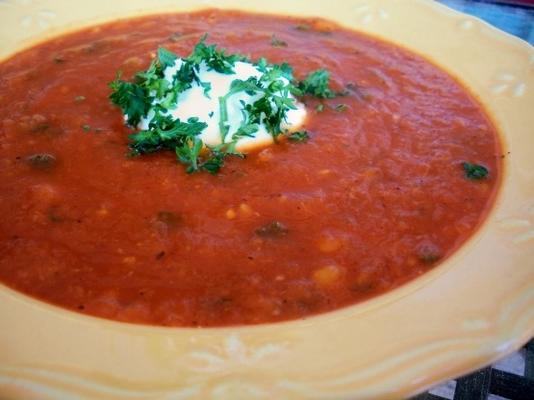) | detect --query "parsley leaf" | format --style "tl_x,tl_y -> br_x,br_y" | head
288,131 -> 310,142
334,104 -> 349,112
218,95 -> 230,142
157,47 -> 178,69
109,77 -> 150,126
187,34 -> 245,74
172,61 -> 195,92
129,113 -> 207,156
298,68 -> 337,99
462,162 -> 489,180
175,136 -> 203,171
221,72 -> 297,143
228,77 -> 261,96
234,123 -> 259,139
199,143 -> 244,174
200,81 -> 212,97
271,35 -> 288,47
